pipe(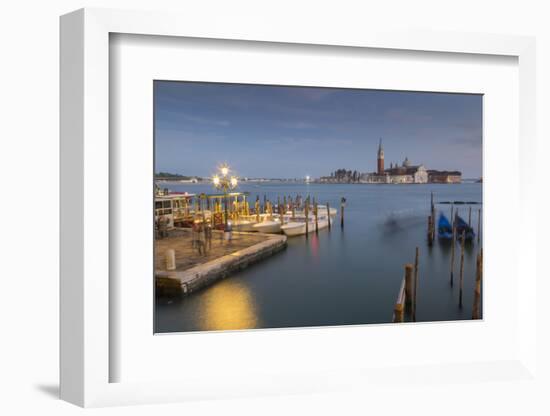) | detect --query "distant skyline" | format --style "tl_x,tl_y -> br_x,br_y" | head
154,81 -> 482,178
